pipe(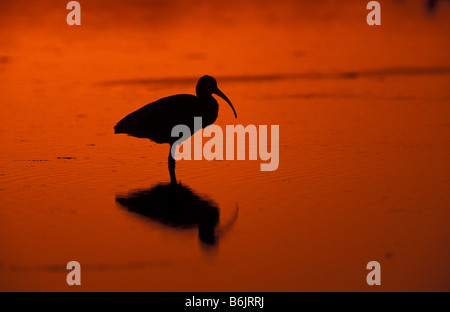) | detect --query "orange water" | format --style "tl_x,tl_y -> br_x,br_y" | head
1,0 -> 450,291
